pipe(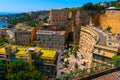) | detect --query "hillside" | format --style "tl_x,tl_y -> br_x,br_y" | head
99,10 -> 120,33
